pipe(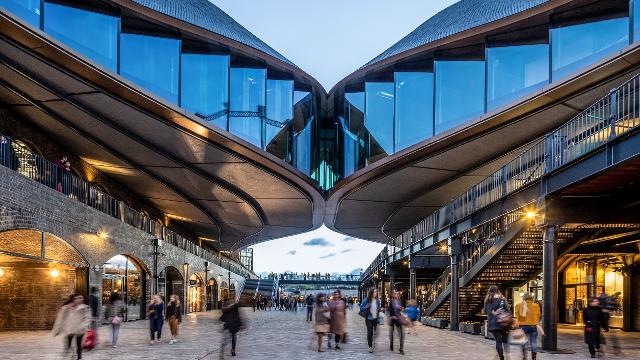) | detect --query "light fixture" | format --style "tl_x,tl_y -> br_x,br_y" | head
0,268 -> 4,277
526,211 -> 536,219
97,230 -> 109,239
439,243 -> 448,252
50,269 -> 59,278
